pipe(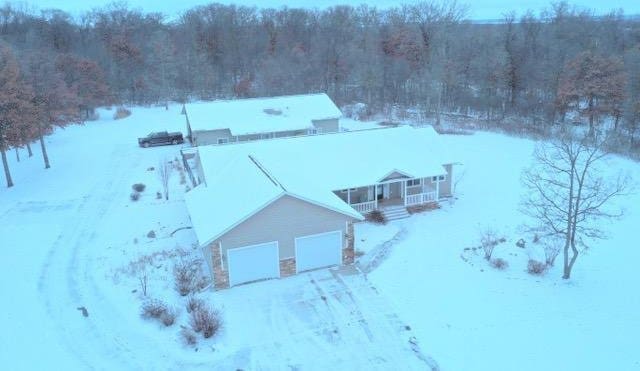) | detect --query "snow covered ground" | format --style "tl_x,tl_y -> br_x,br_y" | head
1,105 -> 639,370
